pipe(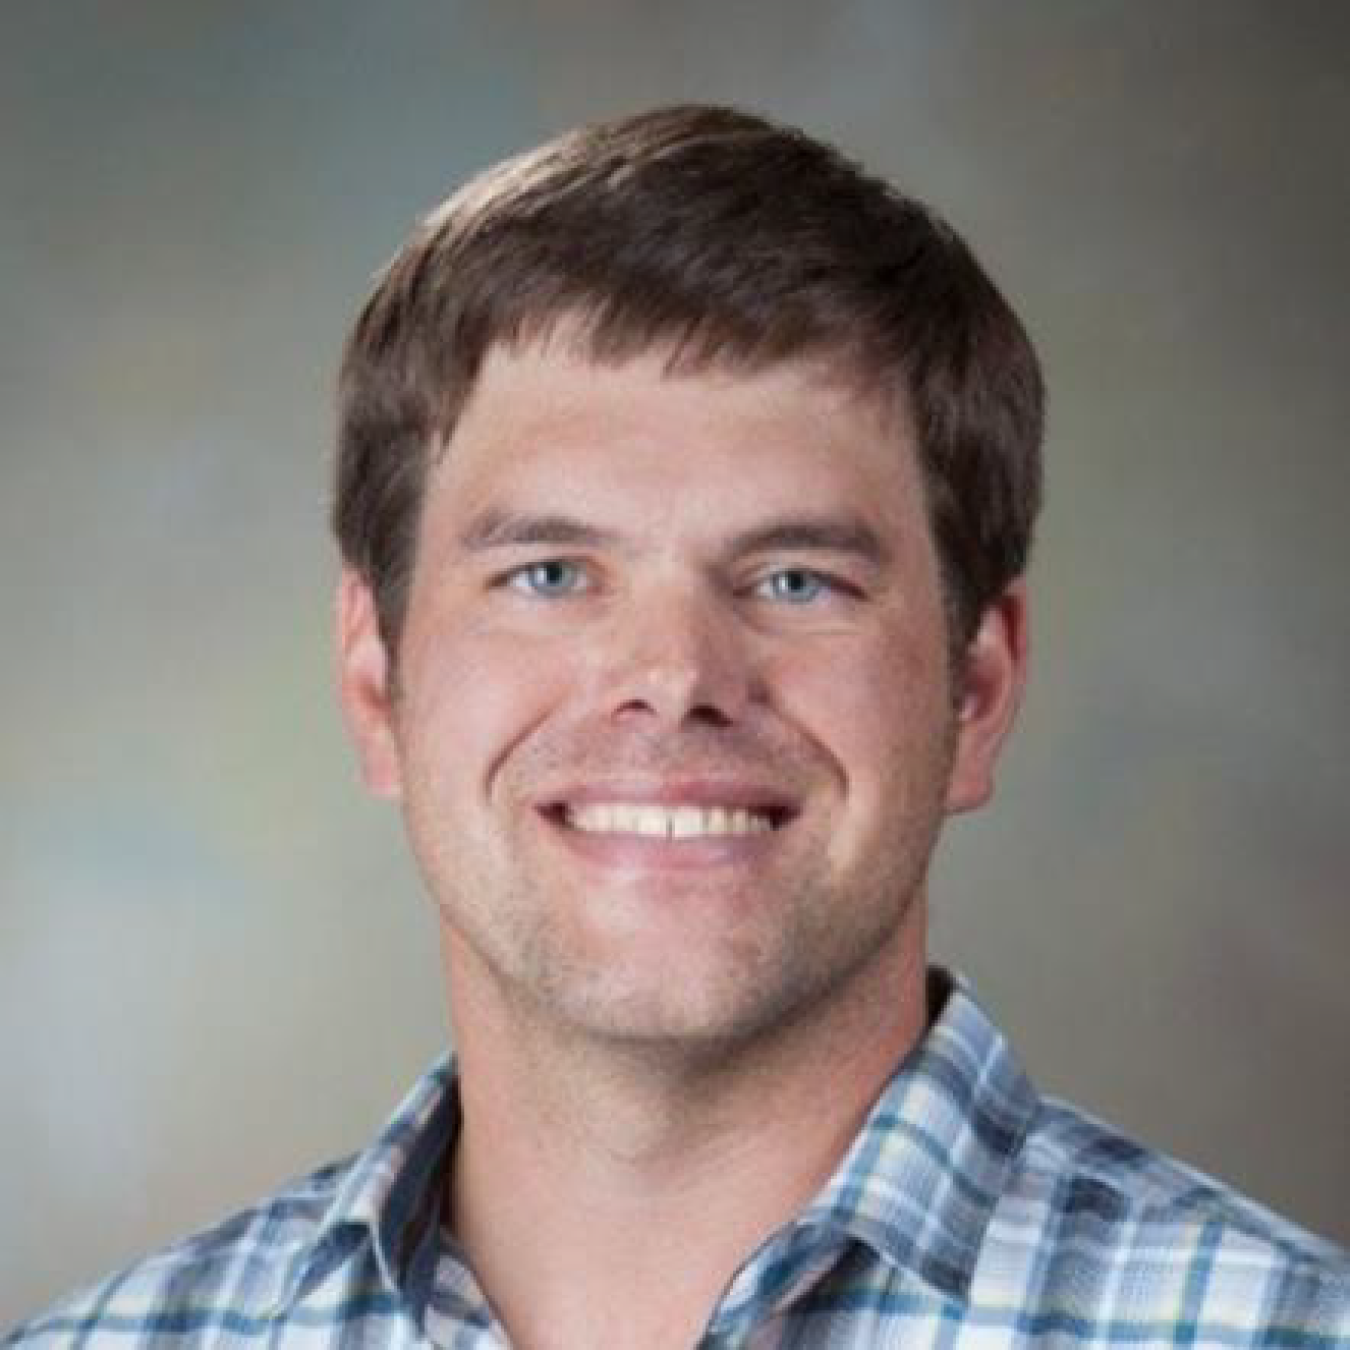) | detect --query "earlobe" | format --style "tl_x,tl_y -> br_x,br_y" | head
335,569 -> 404,800
945,581 -> 1029,815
